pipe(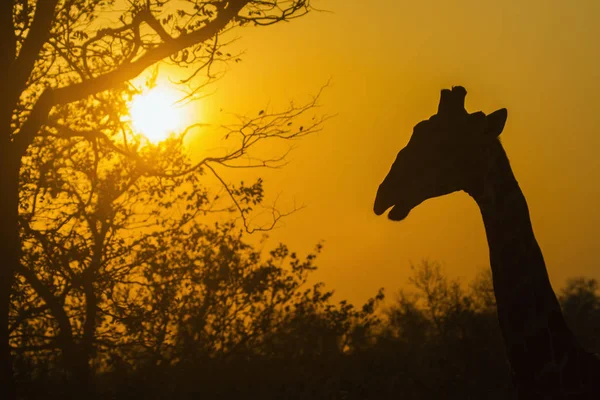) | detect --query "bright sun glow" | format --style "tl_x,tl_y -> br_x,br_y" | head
128,86 -> 186,143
